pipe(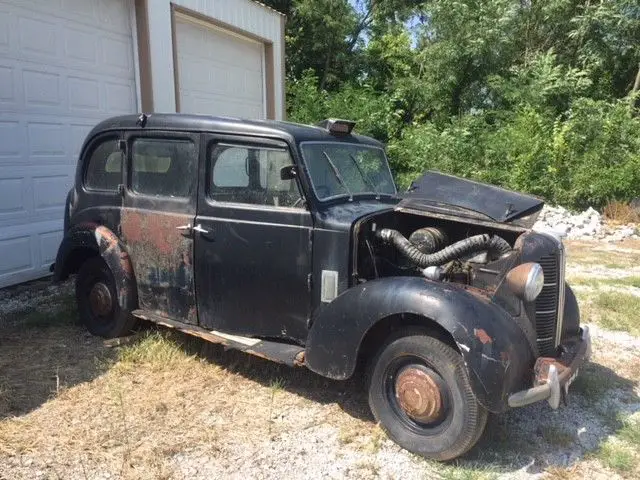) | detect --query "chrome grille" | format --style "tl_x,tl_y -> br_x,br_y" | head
535,254 -> 560,356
